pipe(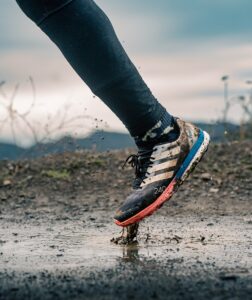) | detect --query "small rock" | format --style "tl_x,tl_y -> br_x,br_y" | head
26,175 -> 33,181
7,163 -> 14,172
209,188 -> 219,193
215,178 -> 222,185
200,236 -> 207,245
220,275 -> 238,281
200,173 -> 212,181
207,223 -> 214,226
3,179 -> 12,186
200,236 -> 205,242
